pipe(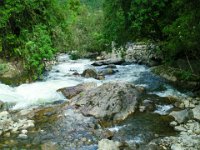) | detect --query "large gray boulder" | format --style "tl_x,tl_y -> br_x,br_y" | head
71,82 -> 142,121
170,109 -> 193,124
57,82 -> 97,99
